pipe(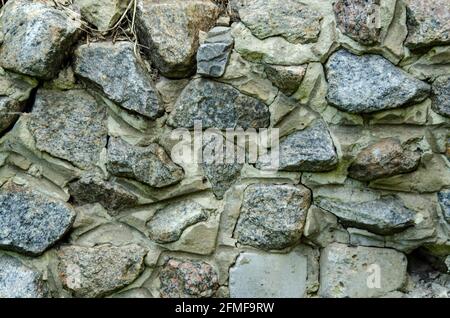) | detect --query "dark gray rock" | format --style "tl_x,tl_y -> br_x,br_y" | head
197,27 -> 233,78
315,196 -> 416,235
27,89 -> 108,169
74,41 -> 163,119
431,75 -> 450,117
257,120 -> 338,172
326,50 -> 430,113
264,64 -> 306,96
0,183 -> 76,256
438,190 -> 450,223
234,184 -> 311,250
167,78 -> 270,129
0,254 -> 48,298
107,137 -> 184,188
147,201 -> 208,243
0,0 -> 80,79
